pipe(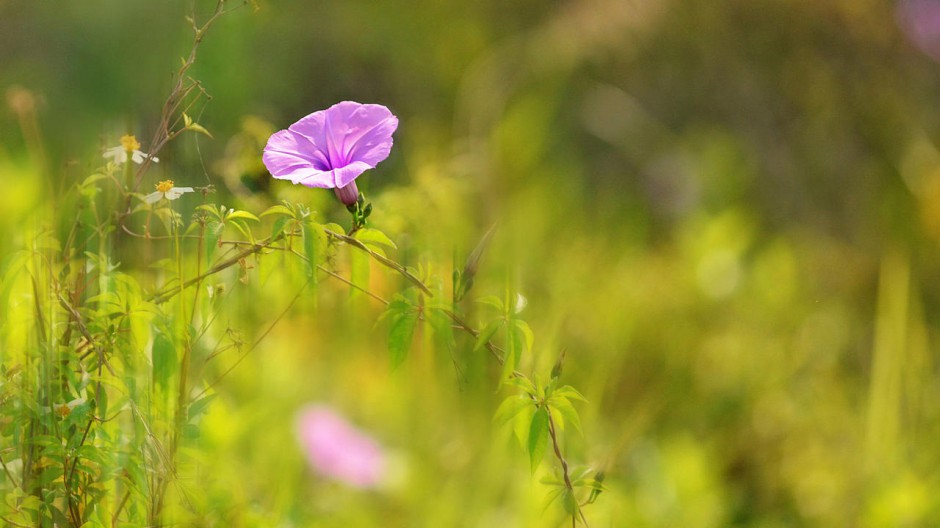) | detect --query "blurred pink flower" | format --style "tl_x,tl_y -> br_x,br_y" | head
898,0 -> 940,62
295,405 -> 386,488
